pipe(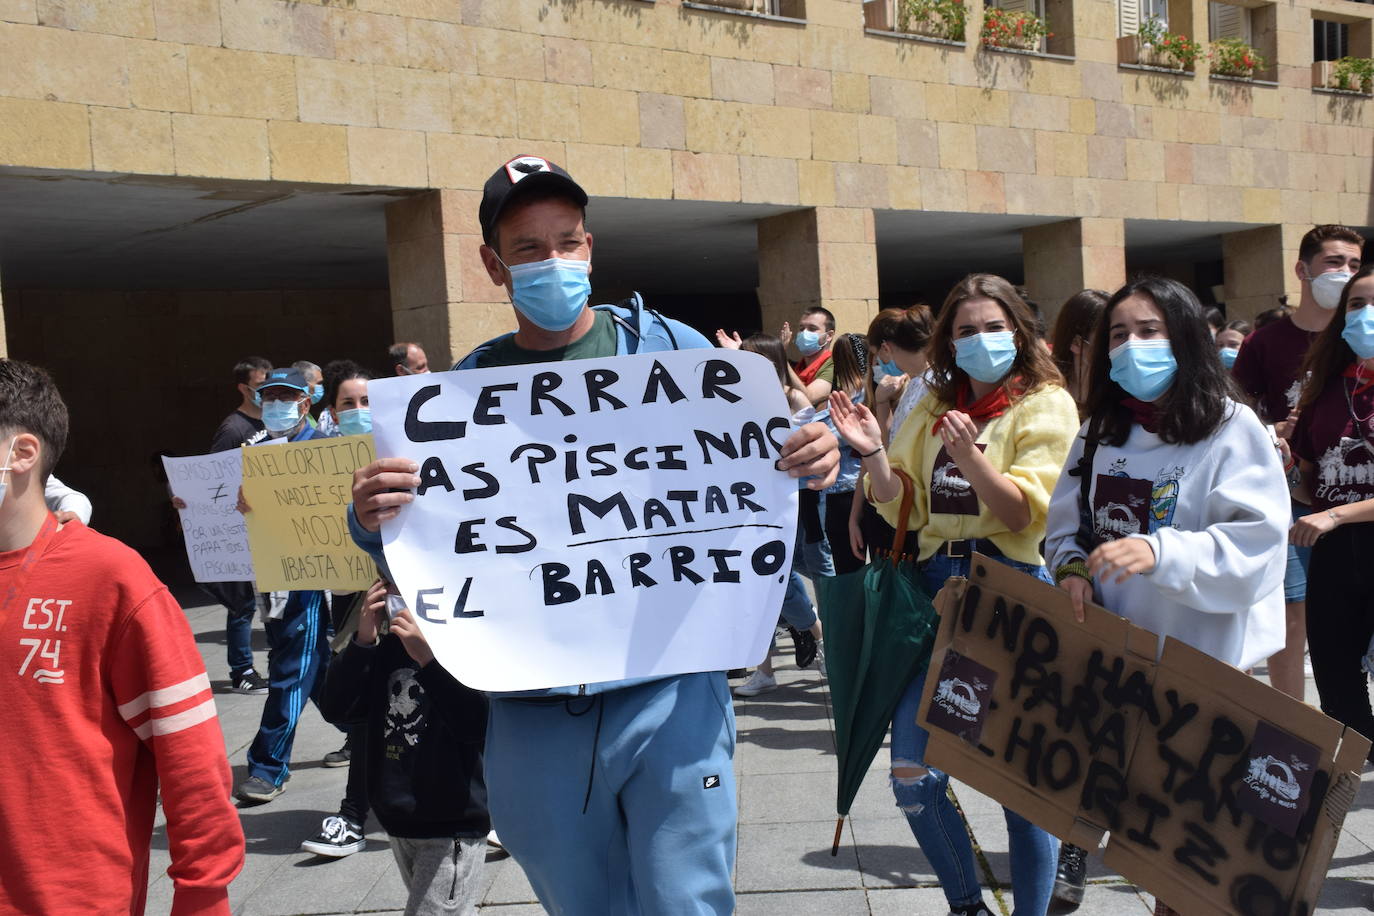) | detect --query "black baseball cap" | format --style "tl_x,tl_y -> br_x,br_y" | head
478,155 -> 588,245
